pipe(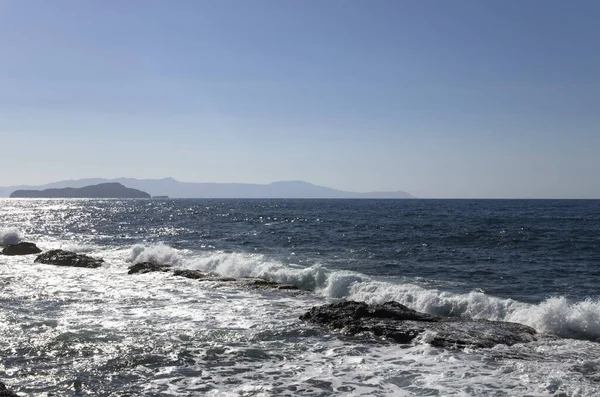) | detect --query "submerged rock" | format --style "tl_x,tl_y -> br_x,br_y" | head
214,277 -> 237,282
1,242 -> 42,256
159,269 -> 301,292
34,249 -> 104,268
249,279 -> 299,290
128,262 -> 171,275
172,269 -> 205,279
0,382 -> 18,397
300,301 -> 536,349
275,284 -> 300,290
